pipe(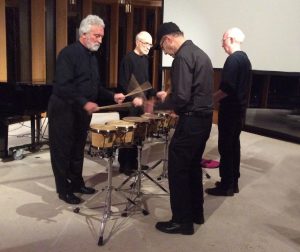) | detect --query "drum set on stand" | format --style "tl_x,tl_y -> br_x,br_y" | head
73,110 -> 178,246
